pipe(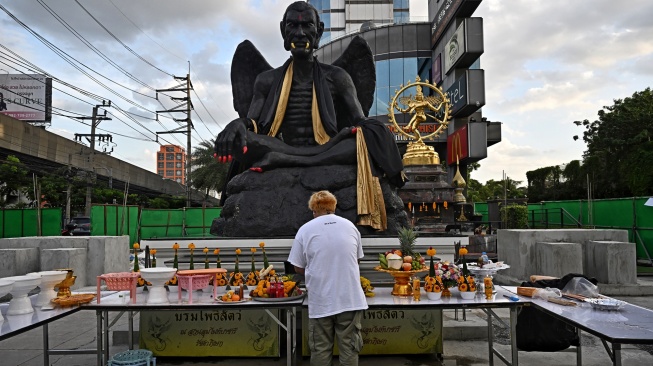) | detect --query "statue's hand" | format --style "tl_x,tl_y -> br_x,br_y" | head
215,117 -> 249,163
